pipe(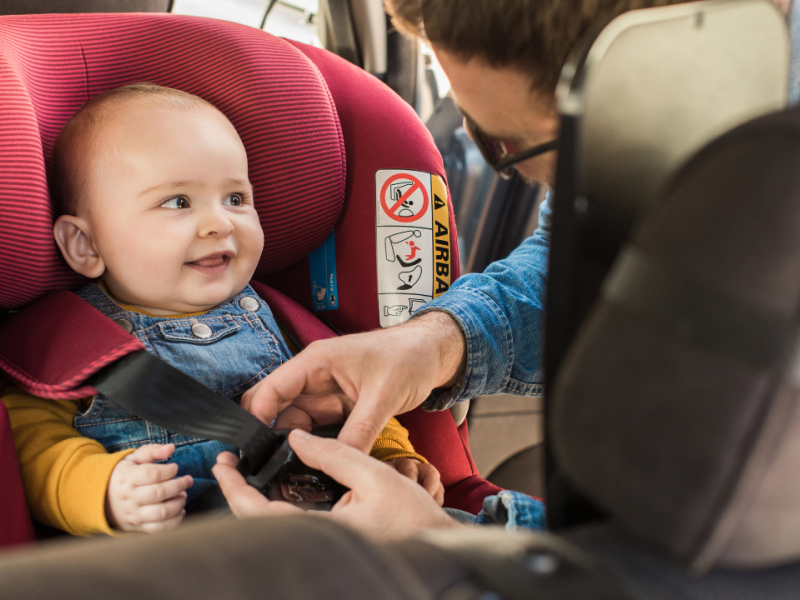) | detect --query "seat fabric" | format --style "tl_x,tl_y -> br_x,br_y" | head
0,13 -> 345,308
0,403 -> 34,548
0,13 -> 496,542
